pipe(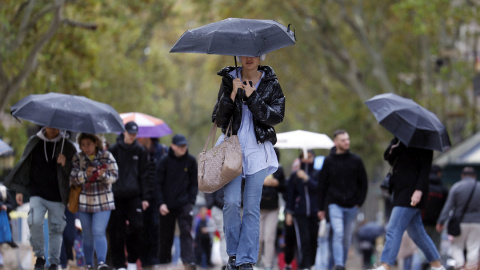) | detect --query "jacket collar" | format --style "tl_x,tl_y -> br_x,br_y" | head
217,65 -> 277,81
